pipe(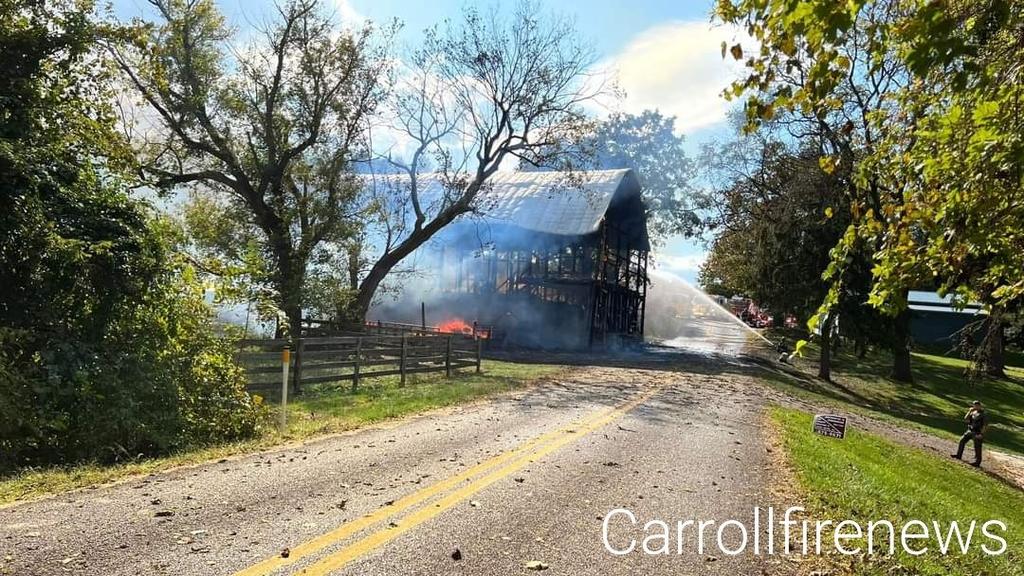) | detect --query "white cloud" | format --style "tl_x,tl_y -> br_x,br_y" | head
652,251 -> 706,274
335,0 -> 366,27
601,21 -> 752,134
